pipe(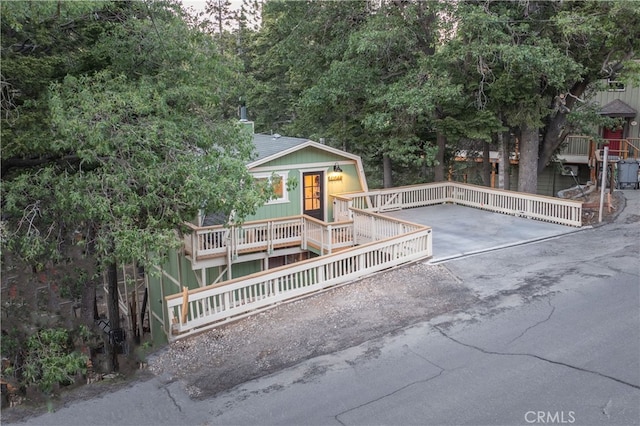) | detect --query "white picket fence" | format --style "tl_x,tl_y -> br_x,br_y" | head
334,182 -> 582,227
